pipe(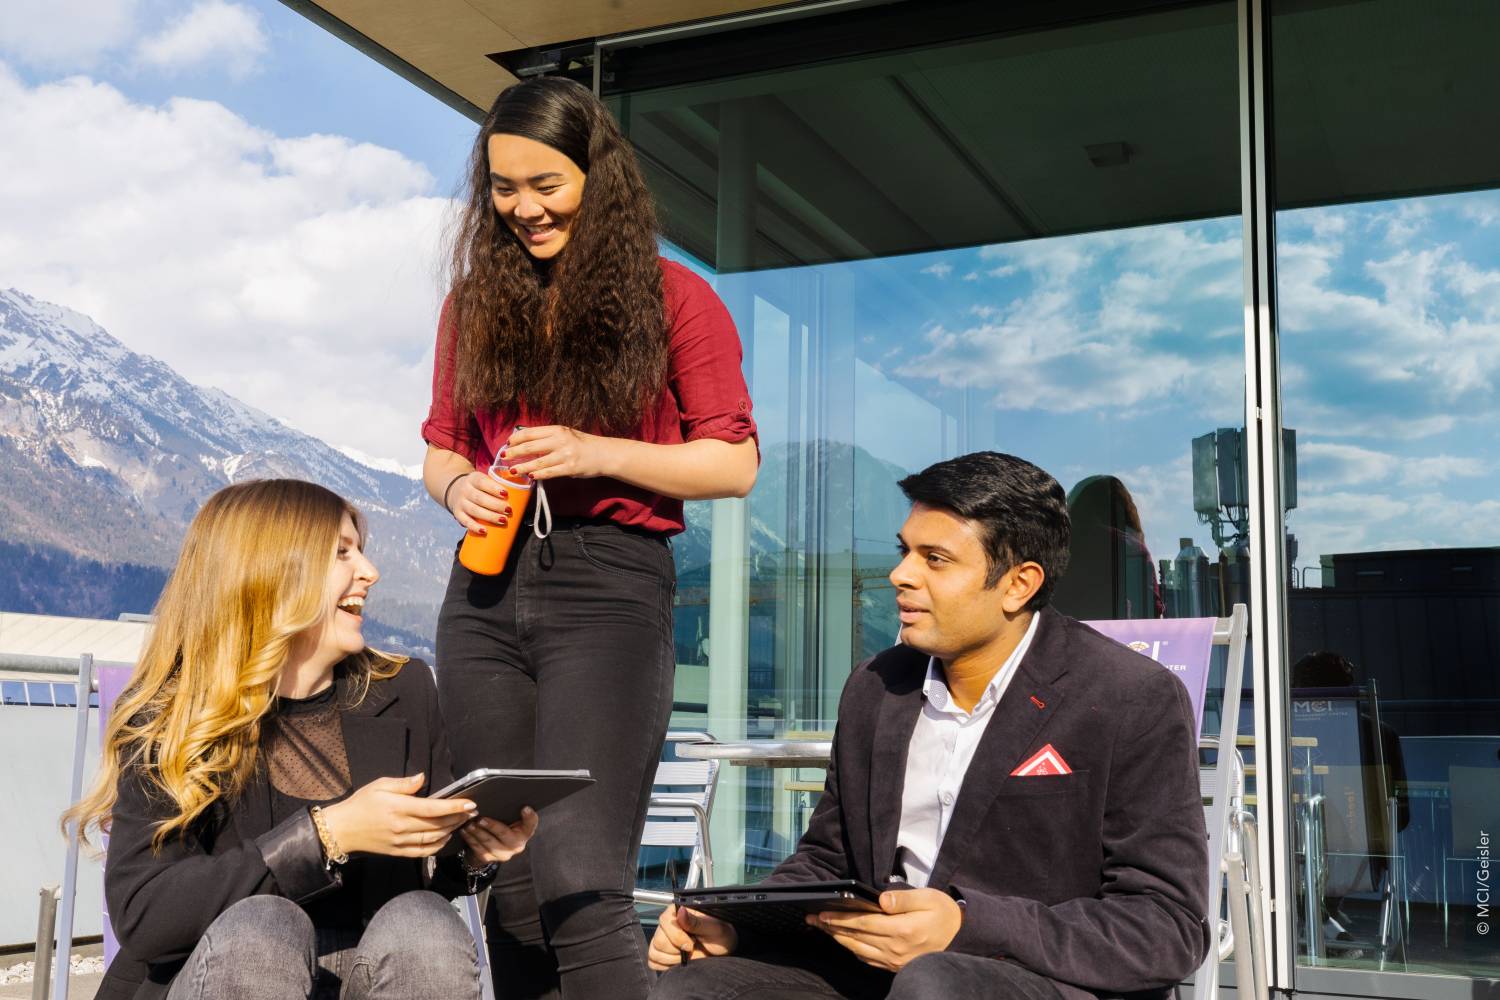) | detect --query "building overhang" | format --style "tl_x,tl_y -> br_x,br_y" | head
278,0 -> 792,120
